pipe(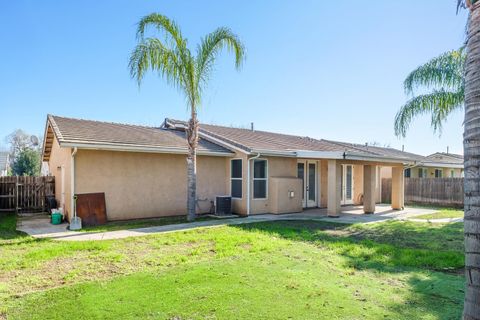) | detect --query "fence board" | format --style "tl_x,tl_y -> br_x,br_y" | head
0,176 -> 55,213
381,177 -> 463,208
